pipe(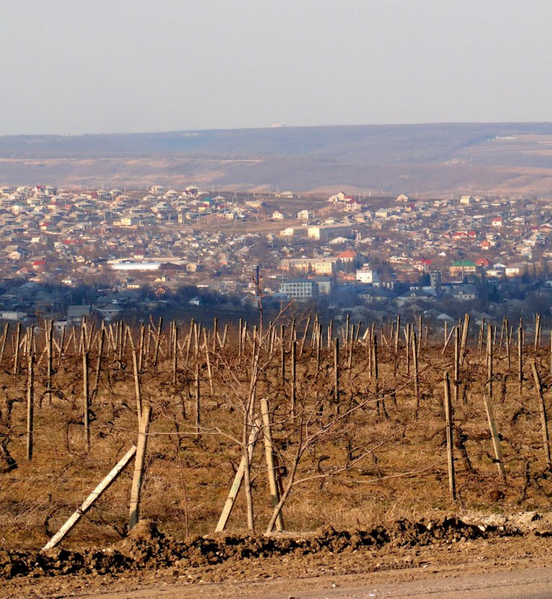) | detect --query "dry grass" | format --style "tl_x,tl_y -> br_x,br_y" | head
1,322 -> 551,550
